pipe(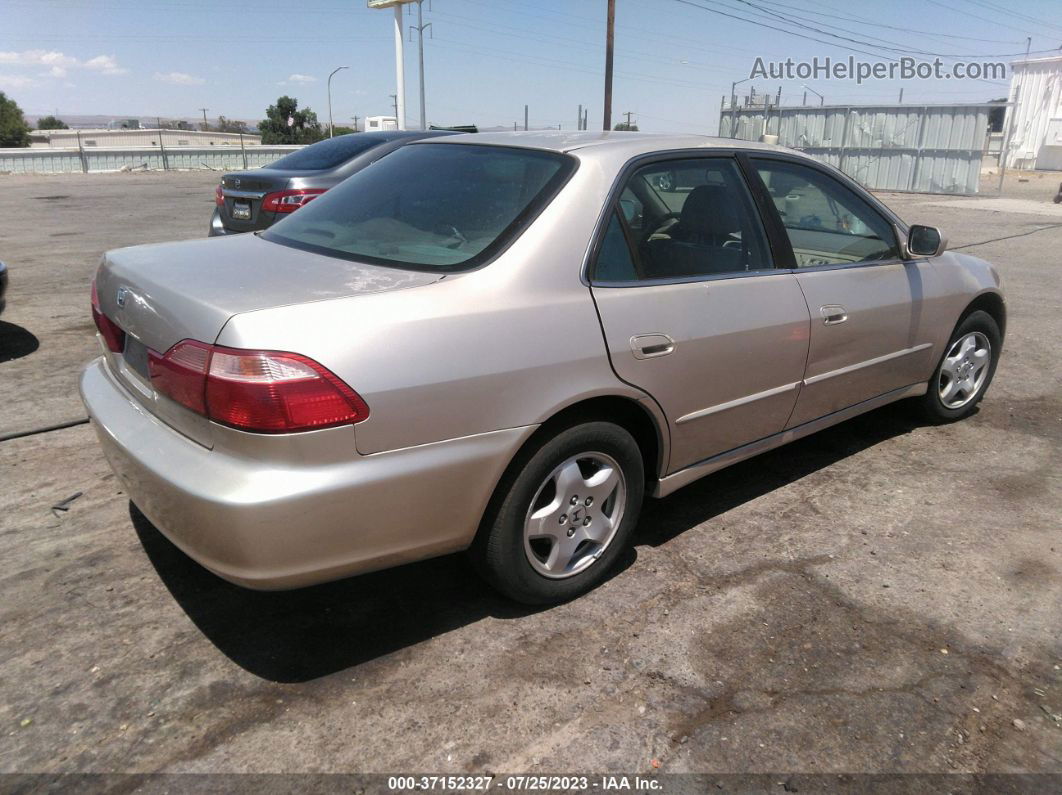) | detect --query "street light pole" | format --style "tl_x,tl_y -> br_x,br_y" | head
729,78 -> 751,138
327,66 -> 349,138
802,84 -> 825,106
